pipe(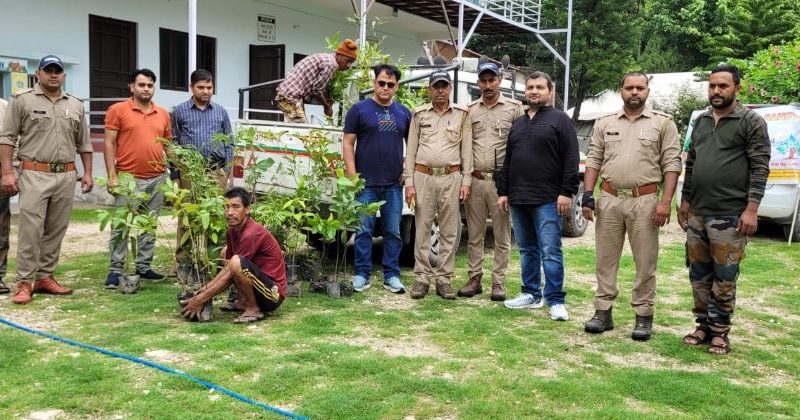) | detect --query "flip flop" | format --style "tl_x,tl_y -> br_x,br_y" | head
233,313 -> 265,324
